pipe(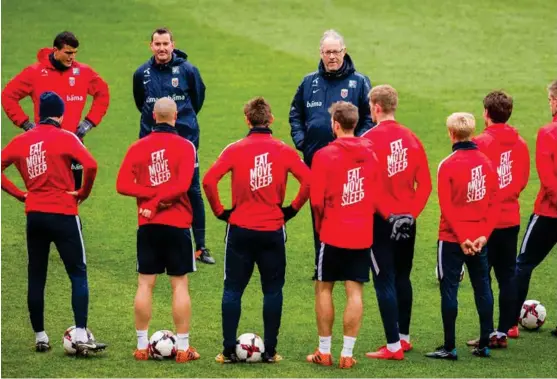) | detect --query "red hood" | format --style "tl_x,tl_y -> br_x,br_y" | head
484,123 -> 520,147
330,137 -> 375,163
37,47 -> 54,68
